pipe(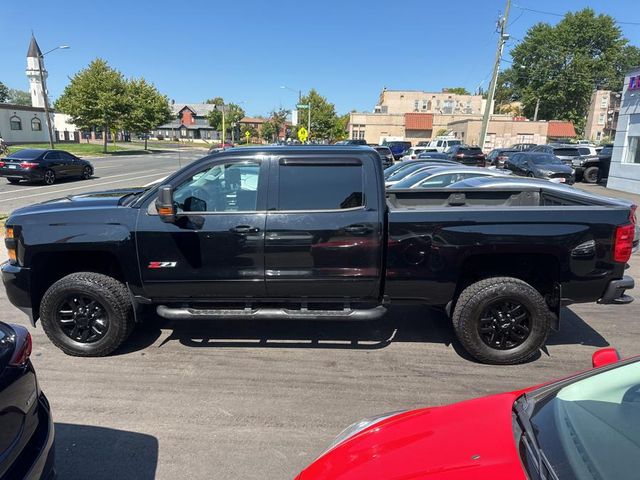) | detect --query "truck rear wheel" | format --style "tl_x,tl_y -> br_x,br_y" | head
452,277 -> 550,365
583,166 -> 599,184
39,272 -> 134,357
